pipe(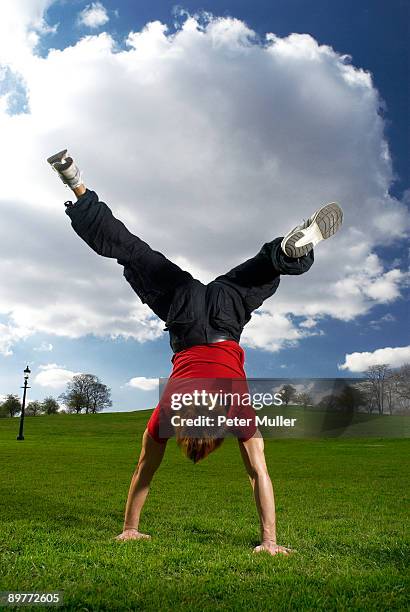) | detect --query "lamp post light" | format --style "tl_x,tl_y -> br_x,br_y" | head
17,365 -> 31,441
